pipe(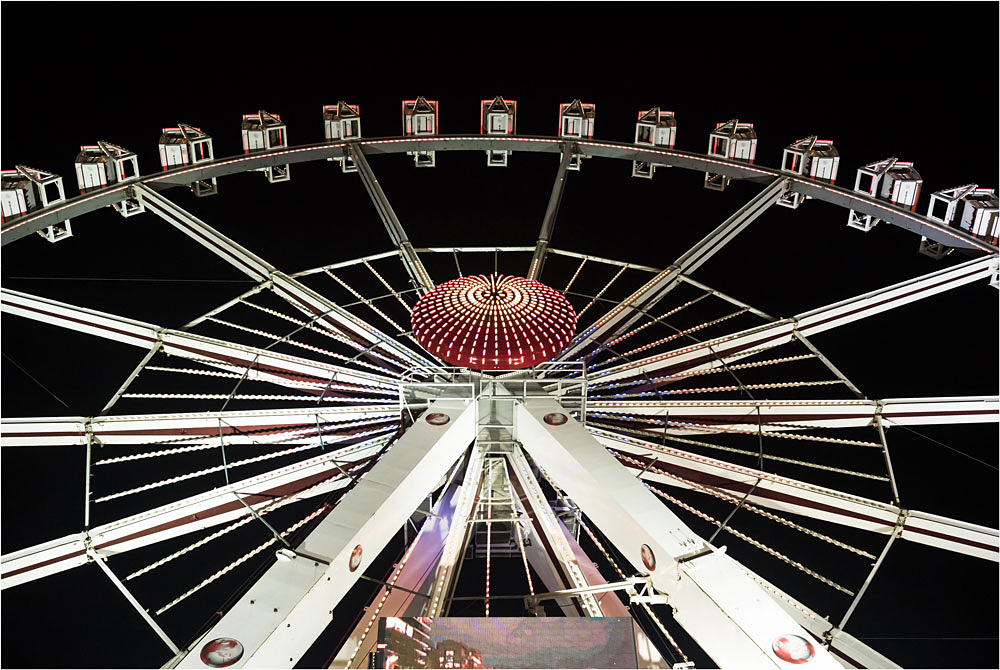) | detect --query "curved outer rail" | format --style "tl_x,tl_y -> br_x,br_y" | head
2,136 -> 997,255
